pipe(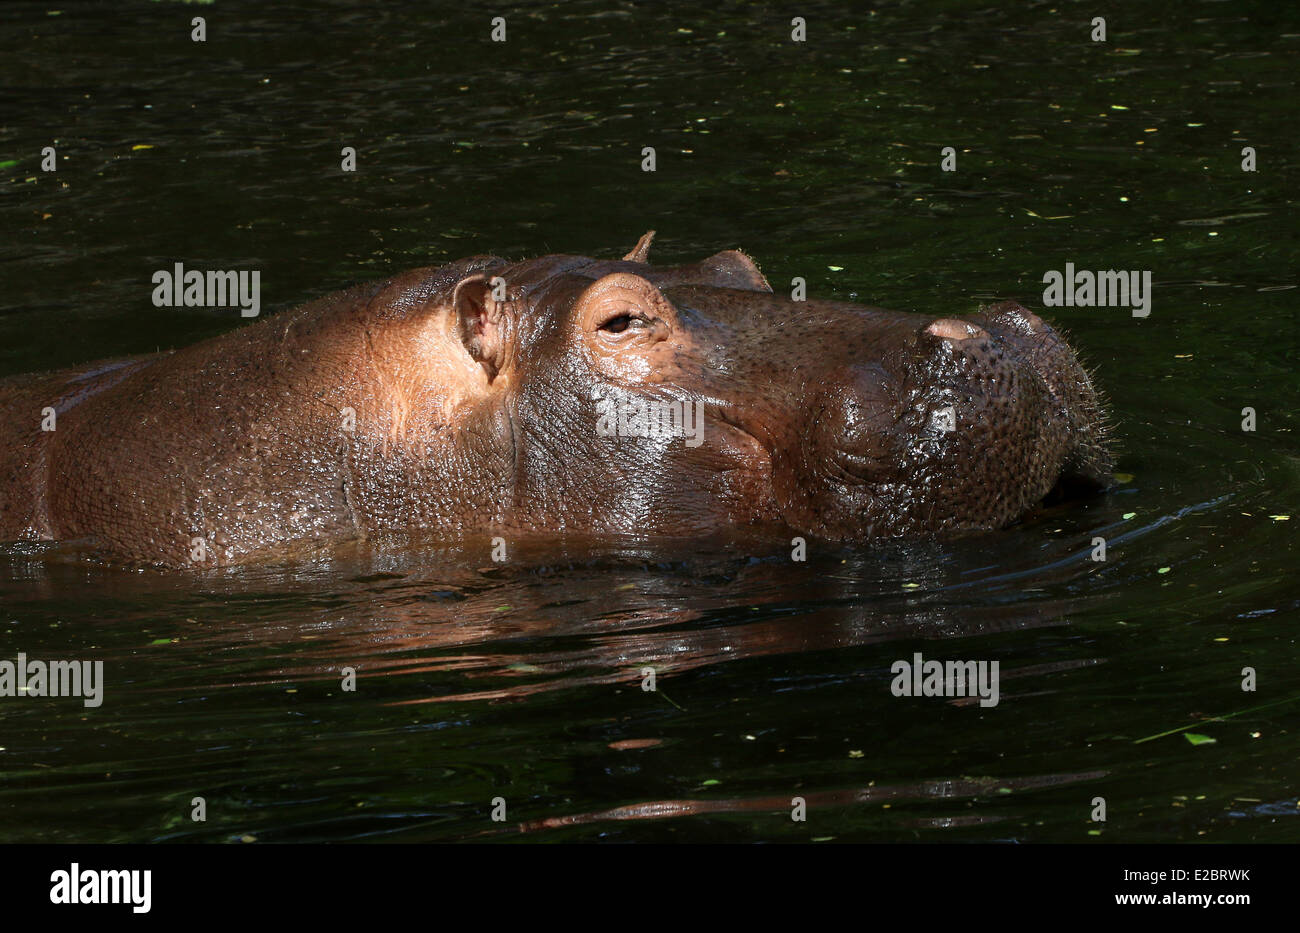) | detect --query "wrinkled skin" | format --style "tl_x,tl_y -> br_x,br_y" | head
0,233 -> 1110,568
